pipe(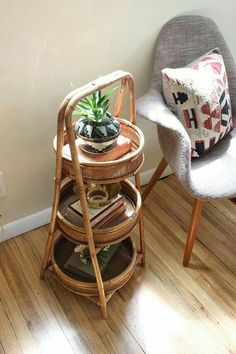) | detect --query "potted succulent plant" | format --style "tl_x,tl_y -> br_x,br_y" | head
73,88 -> 121,154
